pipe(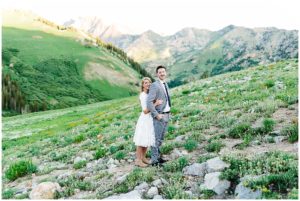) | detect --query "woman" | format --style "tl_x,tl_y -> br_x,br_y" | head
133,77 -> 163,167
